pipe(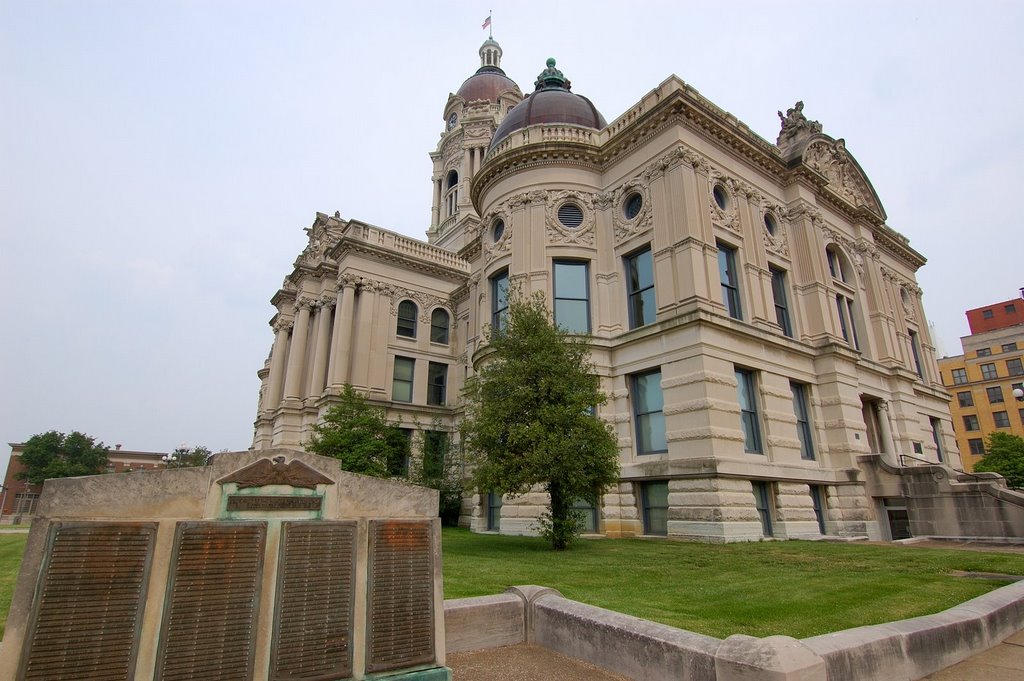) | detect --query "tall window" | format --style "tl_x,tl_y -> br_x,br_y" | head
752,482 -> 774,537
909,330 -> 923,378
640,481 -> 669,536
397,300 -> 418,338
736,368 -> 762,454
392,357 -> 414,402
486,491 -> 501,531
790,381 -> 815,460
836,294 -> 860,350
625,248 -> 655,329
391,429 -> 412,477
445,170 -> 459,217
826,248 -> 844,281
422,431 -> 447,483
632,369 -> 667,454
957,391 -> 974,407
430,308 -> 450,344
770,267 -> 793,337
491,270 -> 509,336
981,363 -> 998,380
717,243 -> 742,319
427,362 -> 447,406
929,417 -> 944,463
809,485 -> 827,535
951,368 -> 968,385
553,260 -> 590,333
